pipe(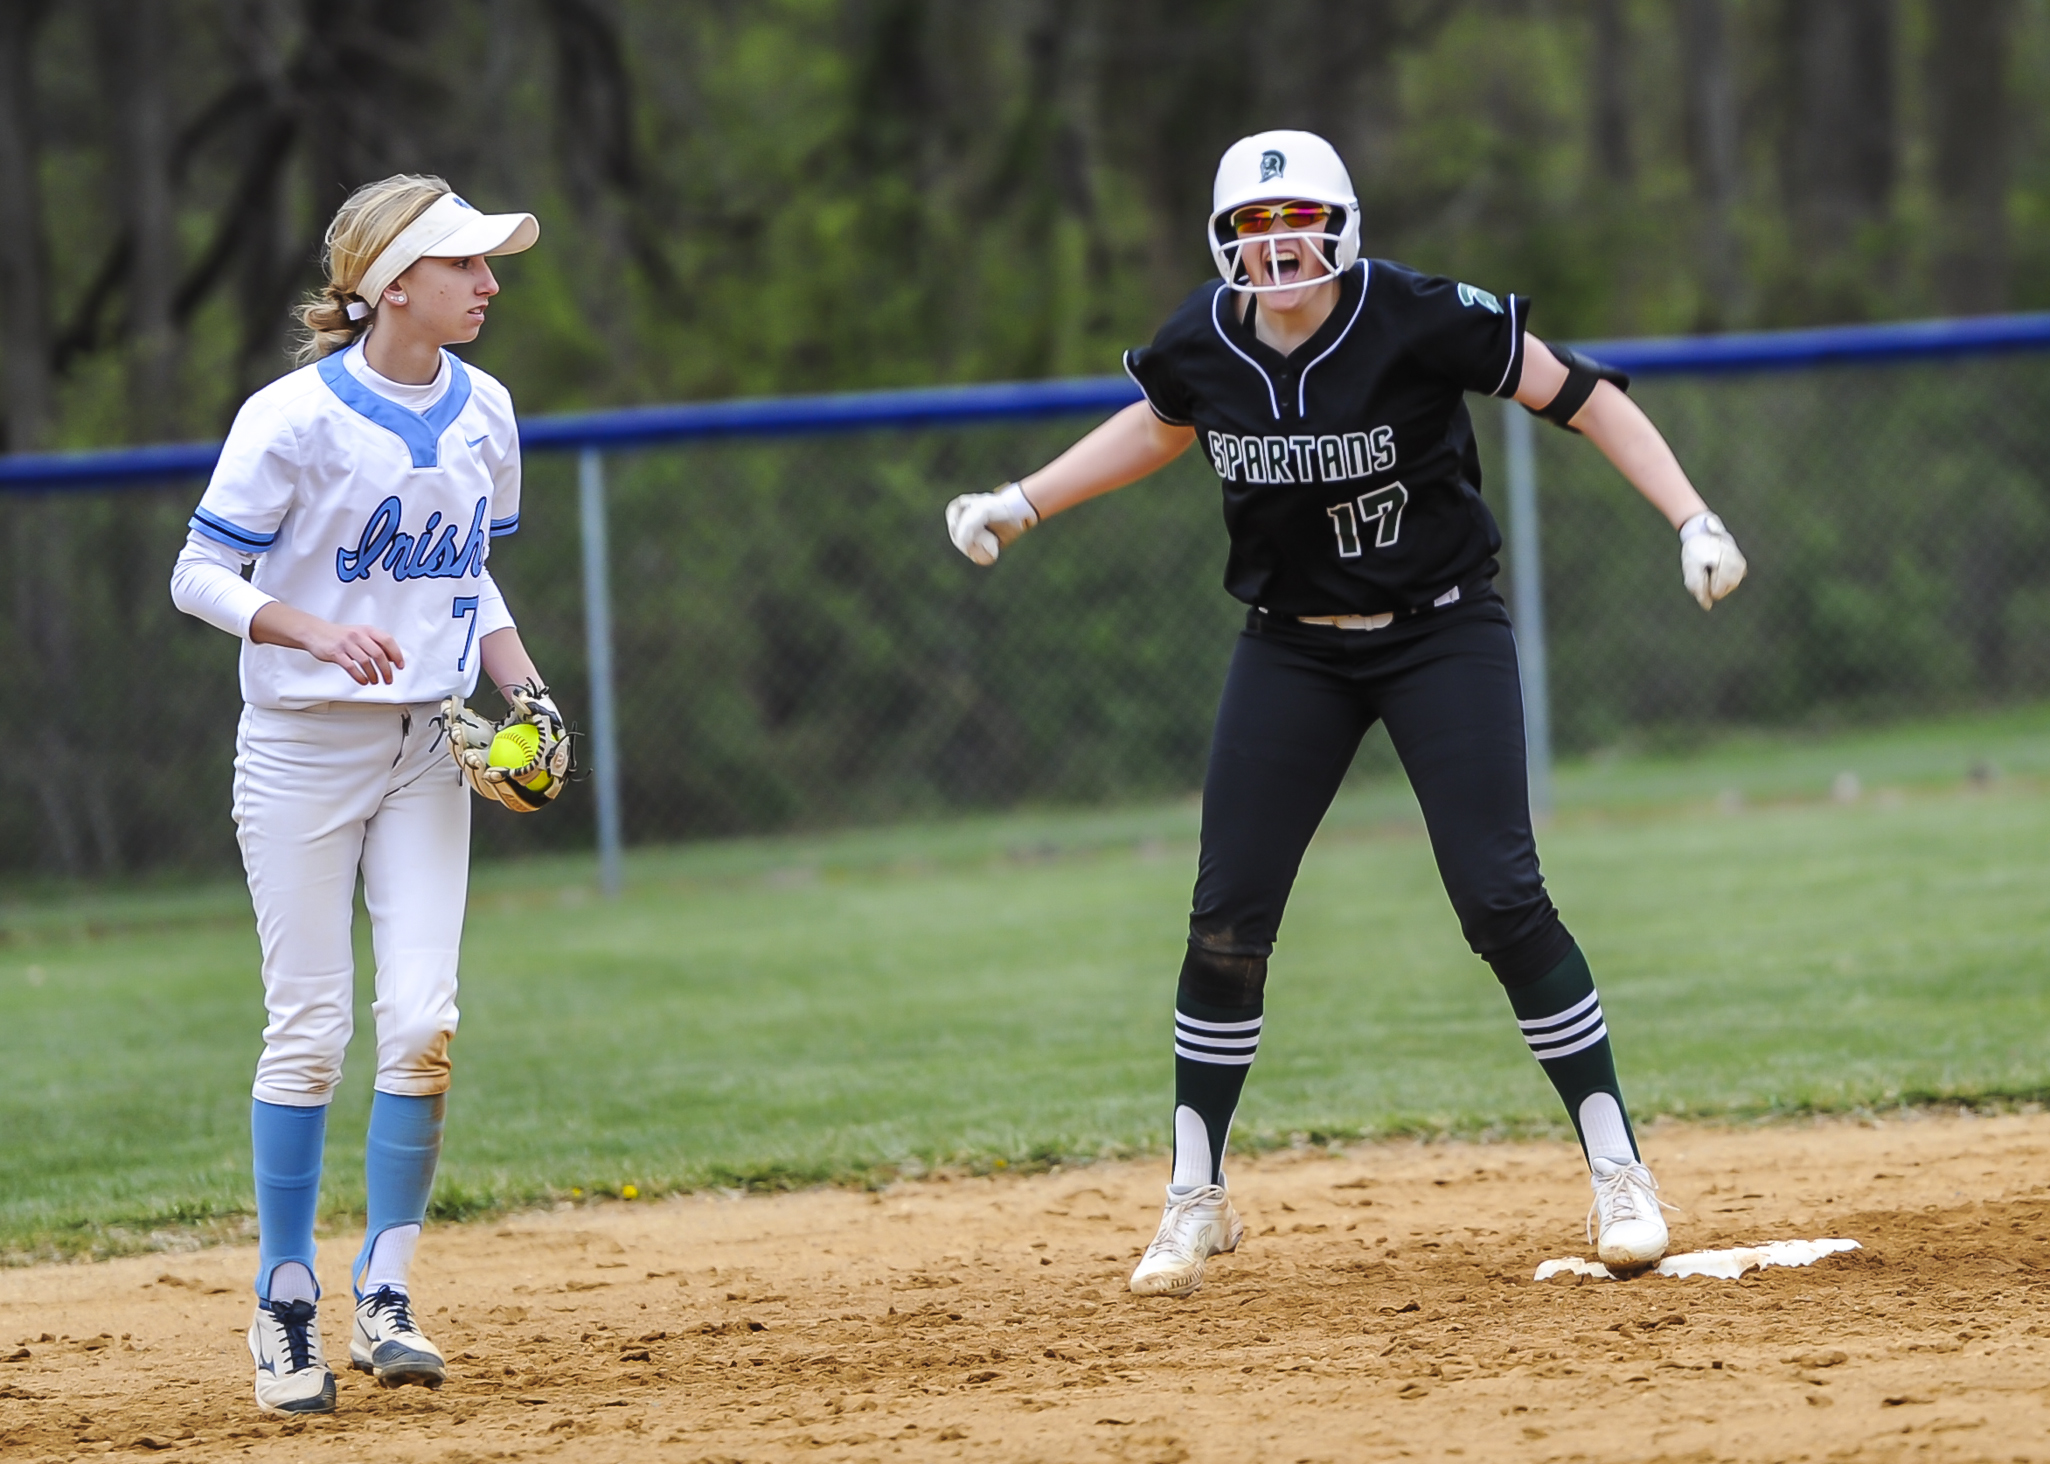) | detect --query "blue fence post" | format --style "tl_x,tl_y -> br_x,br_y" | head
1504,401 -> 1553,823
579,447 -> 624,898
